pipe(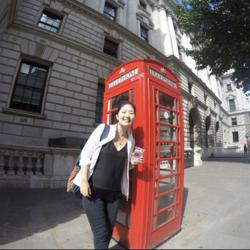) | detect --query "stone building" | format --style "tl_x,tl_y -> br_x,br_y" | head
0,0 -> 249,188
220,71 -> 250,154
